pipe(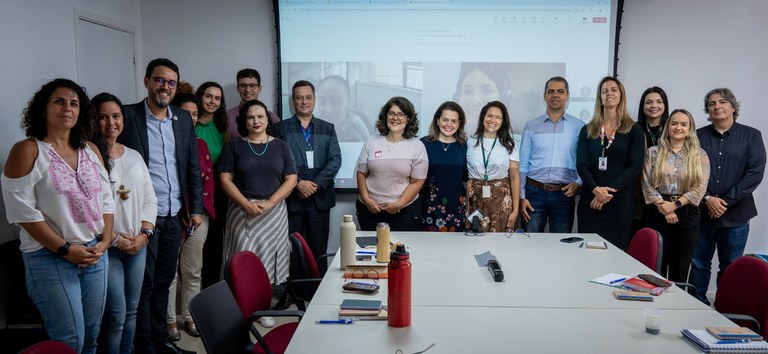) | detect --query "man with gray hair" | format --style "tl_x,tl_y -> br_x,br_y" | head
689,88 -> 765,305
